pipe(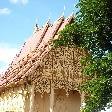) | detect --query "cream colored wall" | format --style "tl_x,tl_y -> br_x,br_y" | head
0,87 -> 25,112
